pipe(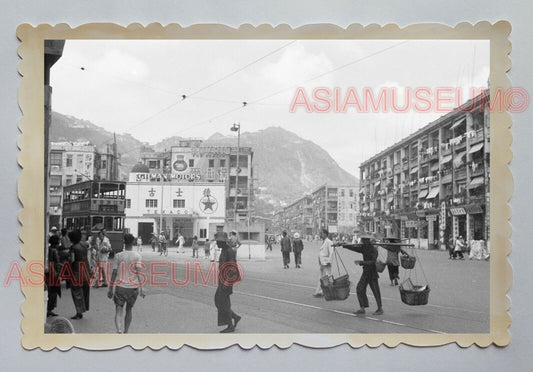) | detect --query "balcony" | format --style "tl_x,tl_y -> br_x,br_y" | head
470,164 -> 484,177
468,128 -> 484,144
454,167 -> 467,180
